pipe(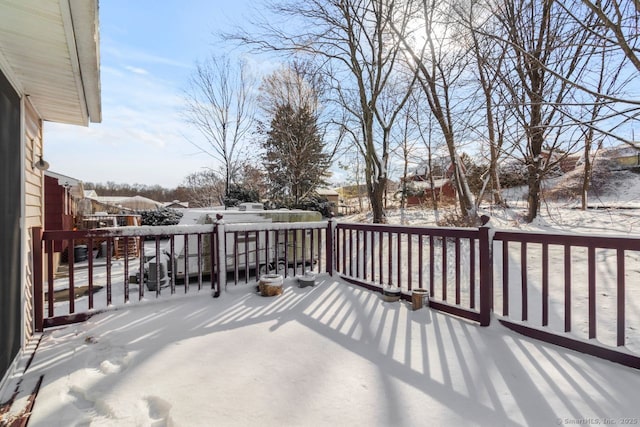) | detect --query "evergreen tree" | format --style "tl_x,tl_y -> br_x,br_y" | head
263,104 -> 330,206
